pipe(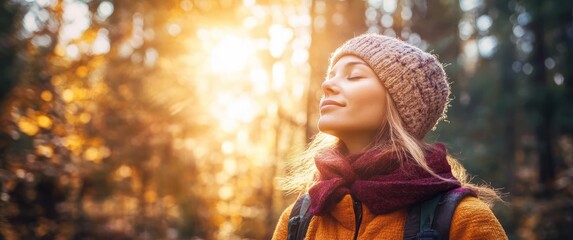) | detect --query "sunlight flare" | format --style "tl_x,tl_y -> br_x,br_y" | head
209,35 -> 254,74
